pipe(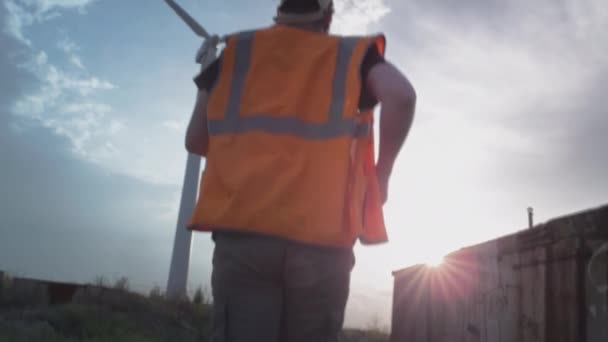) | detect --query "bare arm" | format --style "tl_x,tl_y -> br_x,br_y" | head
367,61 -> 417,203
185,90 -> 209,156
